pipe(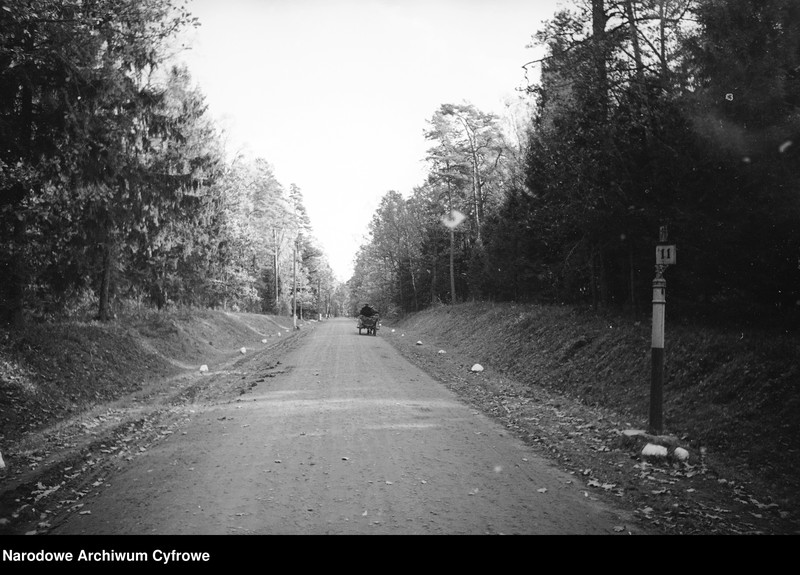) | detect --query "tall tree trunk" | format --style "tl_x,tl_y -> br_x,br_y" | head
3,216 -> 26,327
625,0 -> 645,83
98,239 -> 116,321
402,229 -> 419,311
471,154 -> 482,244
222,269 -> 228,311
430,238 -> 438,304
599,249 -> 609,307
591,0 -> 609,121
292,241 -> 297,328
658,0 -> 668,79
449,229 -> 456,304
589,248 -> 598,310
446,171 -> 457,305
410,265 -> 419,311
629,240 -> 637,317
396,255 -> 404,311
